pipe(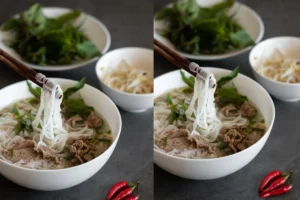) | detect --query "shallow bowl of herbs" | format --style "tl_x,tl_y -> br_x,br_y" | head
0,78 -> 122,190
154,0 -> 264,60
0,3 -> 111,71
154,67 -> 275,180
